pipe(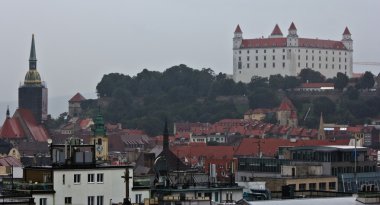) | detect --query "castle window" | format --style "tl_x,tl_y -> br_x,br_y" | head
332,57 -> 335,62
326,51 -> 328,54
272,56 -> 275,60
298,55 -> 300,60
247,56 -> 250,61
273,49 -> 275,53
339,64 -> 341,69
333,51 -> 335,55
306,56 -> 308,60
256,56 -> 258,61
306,49 -> 308,53
312,50 -> 314,54
273,63 -> 275,68
339,52 -> 341,55
264,50 -> 266,53
345,58 -> 347,62
256,63 -> 258,68
345,65 -> 347,70
239,57 -> 241,61
283,49 -> 285,52
332,64 -> 334,69
239,51 -> 241,54
256,50 -> 258,53
264,56 -> 266,60
97,173 -> 104,183
298,62 -> 300,68
326,64 -> 328,69
312,63 -> 314,68
247,50 -> 250,54
306,63 -> 308,68
298,49 -> 300,52
319,56 -> 321,61
283,62 -> 285,68
312,56 -> 314,61
319,50 -> 321,54
326,57 -> 328,61
319,64 -> 321,69
283,55 -> 285,60
247,63 -> 250,68
264,63 -> 266,68
339,58 -> 341,62
345,52 -> 347,55
238,62 -> 242,69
